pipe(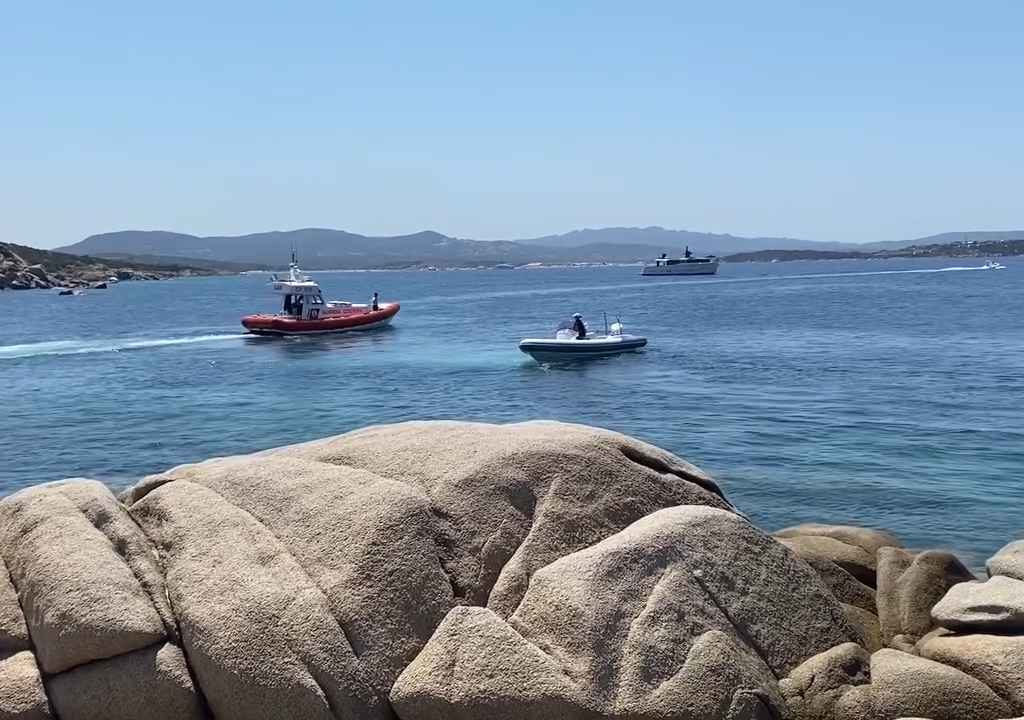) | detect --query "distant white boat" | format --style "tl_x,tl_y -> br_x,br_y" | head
642,247 -> 718,276
983,260 -> 1006,270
